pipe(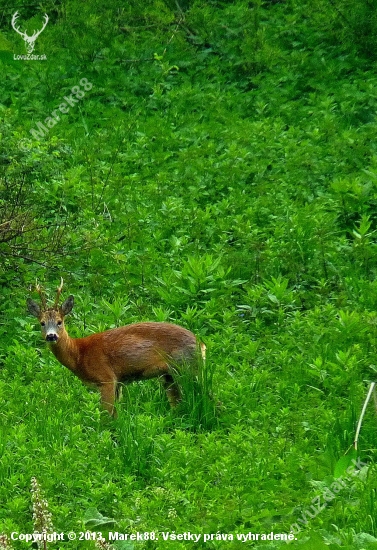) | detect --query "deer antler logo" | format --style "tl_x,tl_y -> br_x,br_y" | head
11,11 -> 48,54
